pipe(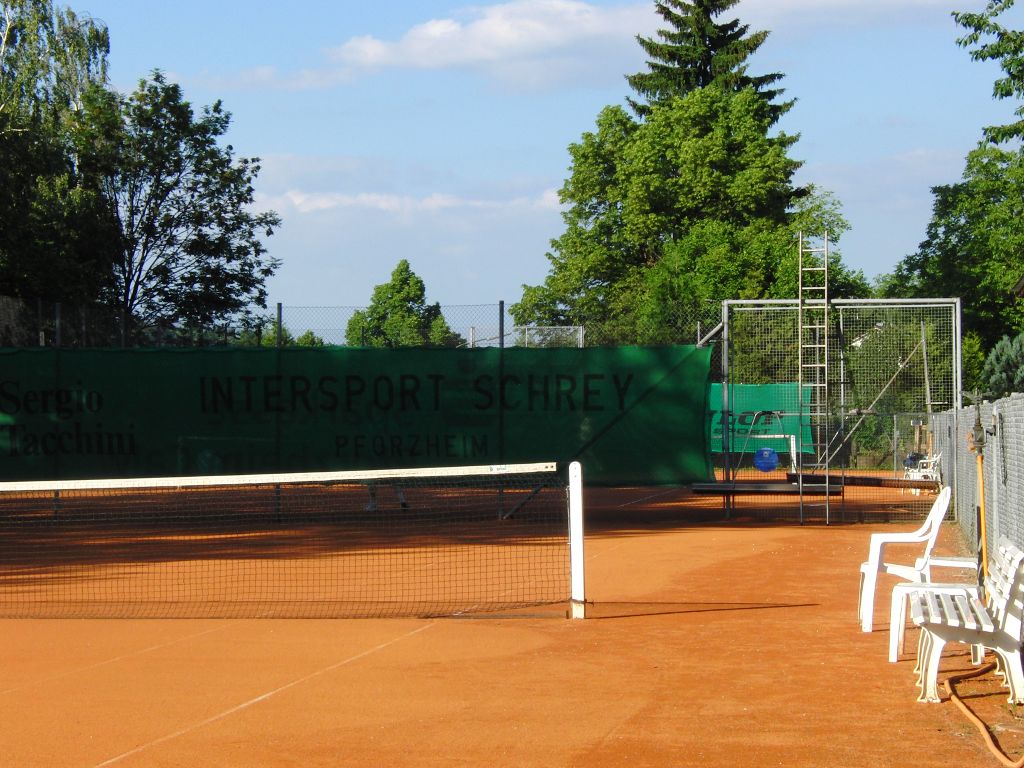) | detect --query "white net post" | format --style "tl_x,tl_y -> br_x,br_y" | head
568,461 -> 586,619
